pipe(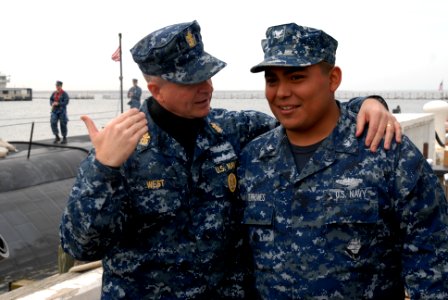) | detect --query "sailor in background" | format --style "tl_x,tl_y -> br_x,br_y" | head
50,80 -> 70,144
127,78 -> 142,109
